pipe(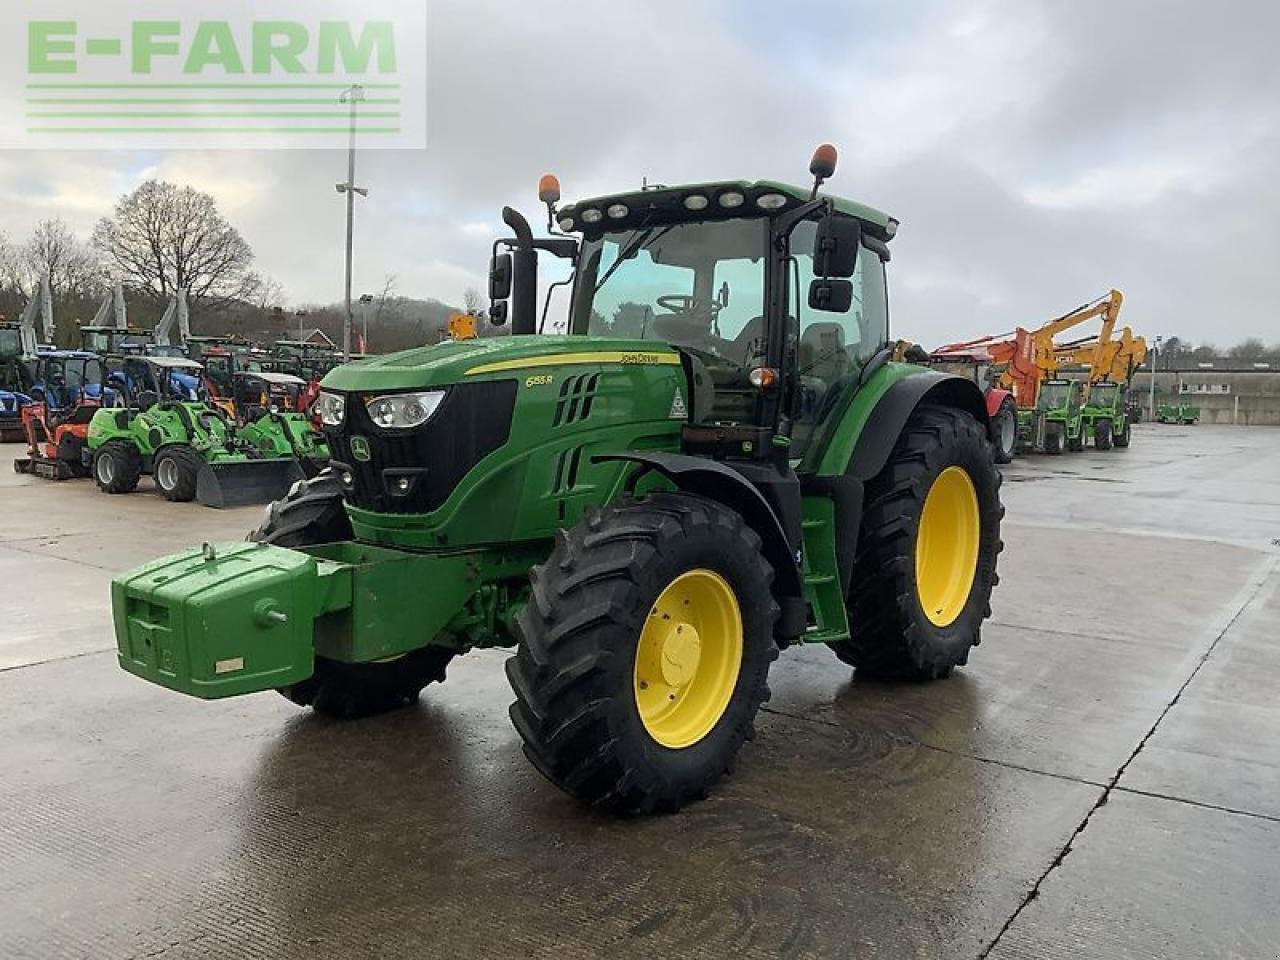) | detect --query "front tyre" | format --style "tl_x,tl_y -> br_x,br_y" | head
1113,419 -> 1131,448
93,440 -> 142,494
250,471 -> 455,718
507,493 -> 779,814
154,446 -> 202,502
830,405 -> 1003,680
1094,420 -> 1113,451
